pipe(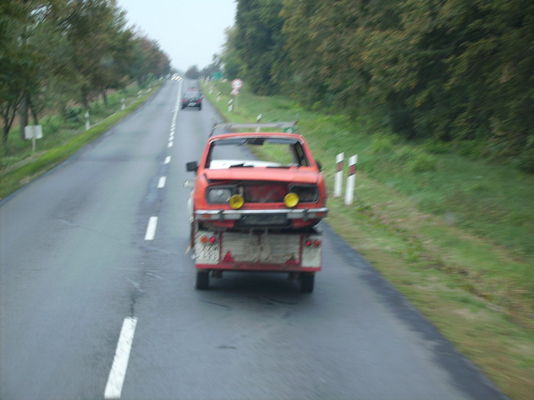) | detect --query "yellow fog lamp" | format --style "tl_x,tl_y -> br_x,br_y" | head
283,192 -> 300,208
229,194 -> 245,209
